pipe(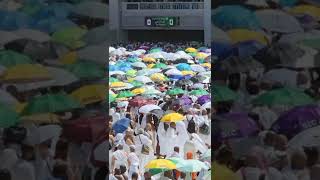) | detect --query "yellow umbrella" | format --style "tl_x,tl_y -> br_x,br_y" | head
196,52 -> 209,59
289,5 -> 320,19
59,51 -> 78,65
15,102 -> 27,113
147,64 -> 155,69
145,159 -> 177,169
21,113 -> 60,124
142,57 -> 156,63
1,64 -> 51,83
161,113 -> 185,122
132,88 -> 145,95
150,73 -> 166,82
110,82 -> 126,88
70,84 -> 105,105
185,47 -> 197,53
181,71 -> 195,76
227,29 -> 269,45
202,63 -> 211,68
